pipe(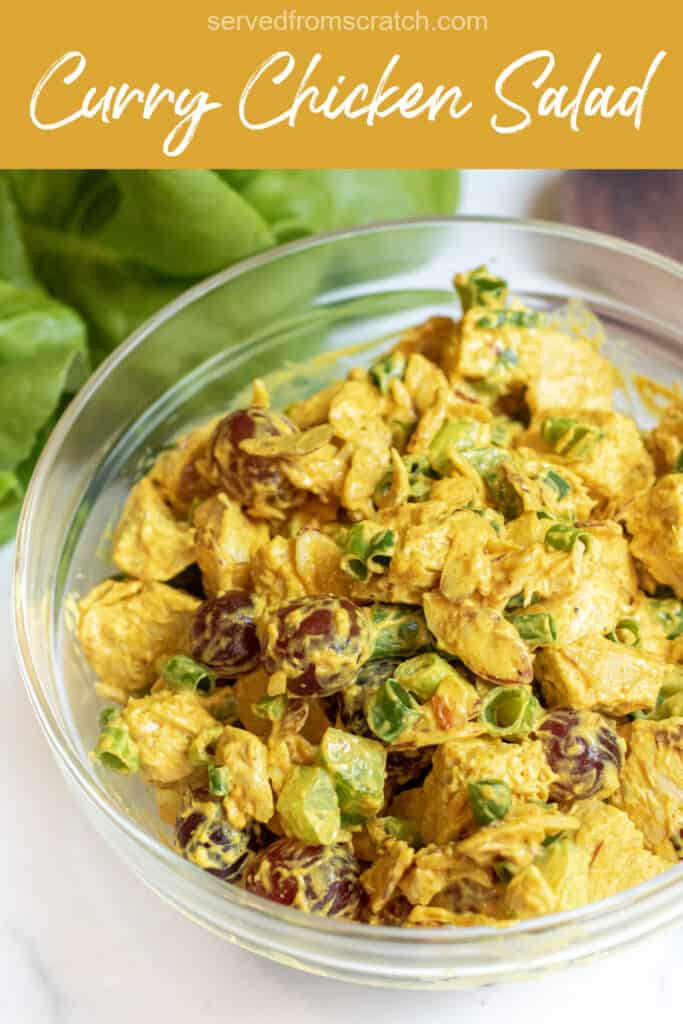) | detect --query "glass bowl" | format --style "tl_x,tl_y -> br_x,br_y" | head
14,217 -> 683,989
